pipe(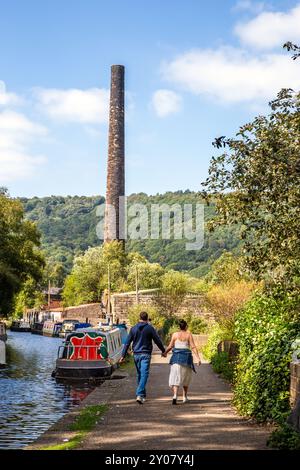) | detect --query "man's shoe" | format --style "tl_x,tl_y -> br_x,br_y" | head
136,396 -> 144,404
172,398 -> 177,405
